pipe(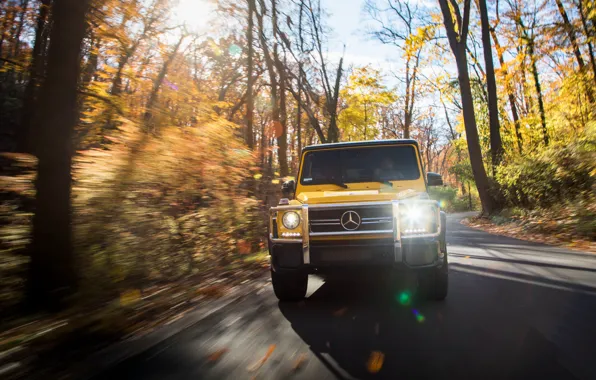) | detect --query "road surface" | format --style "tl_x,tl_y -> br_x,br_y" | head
98,213 -> 596,380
